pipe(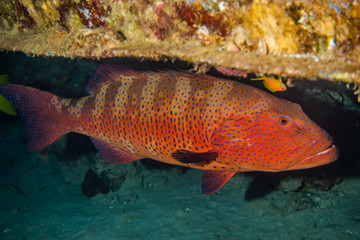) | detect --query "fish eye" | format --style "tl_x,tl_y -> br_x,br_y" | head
278,116 -> 292,128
